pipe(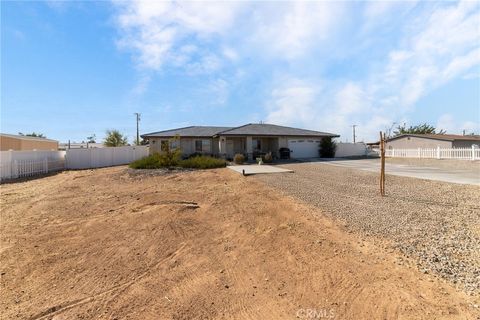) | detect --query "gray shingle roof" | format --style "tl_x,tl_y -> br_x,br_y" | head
141,126 -> 233,138
217,123 -> 339,137
142,123 -> 339,138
